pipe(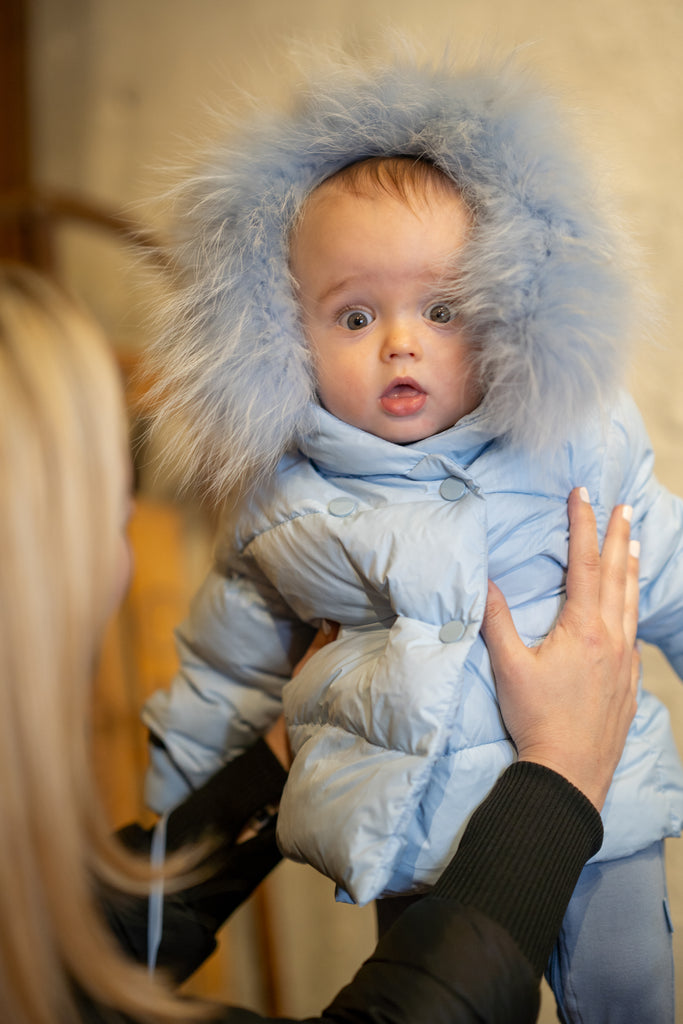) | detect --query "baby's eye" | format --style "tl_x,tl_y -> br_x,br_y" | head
342,310 -> 373,330
426,303 -> 456,324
